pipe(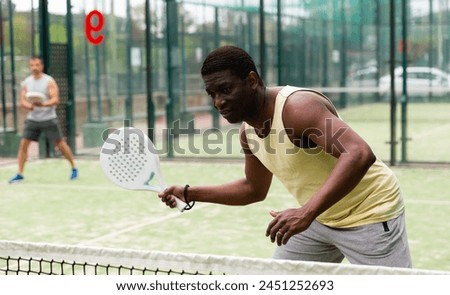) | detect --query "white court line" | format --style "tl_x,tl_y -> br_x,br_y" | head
404,199 -> 450,206
19,183 -> 121,191
276,194 -> 450,206
16,183 -> 213,244
413,122 -> 450,140
82,196 -> 450,245
19,185 -> 450,206
15,184 -> 450,245
78,203 -> 211,245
